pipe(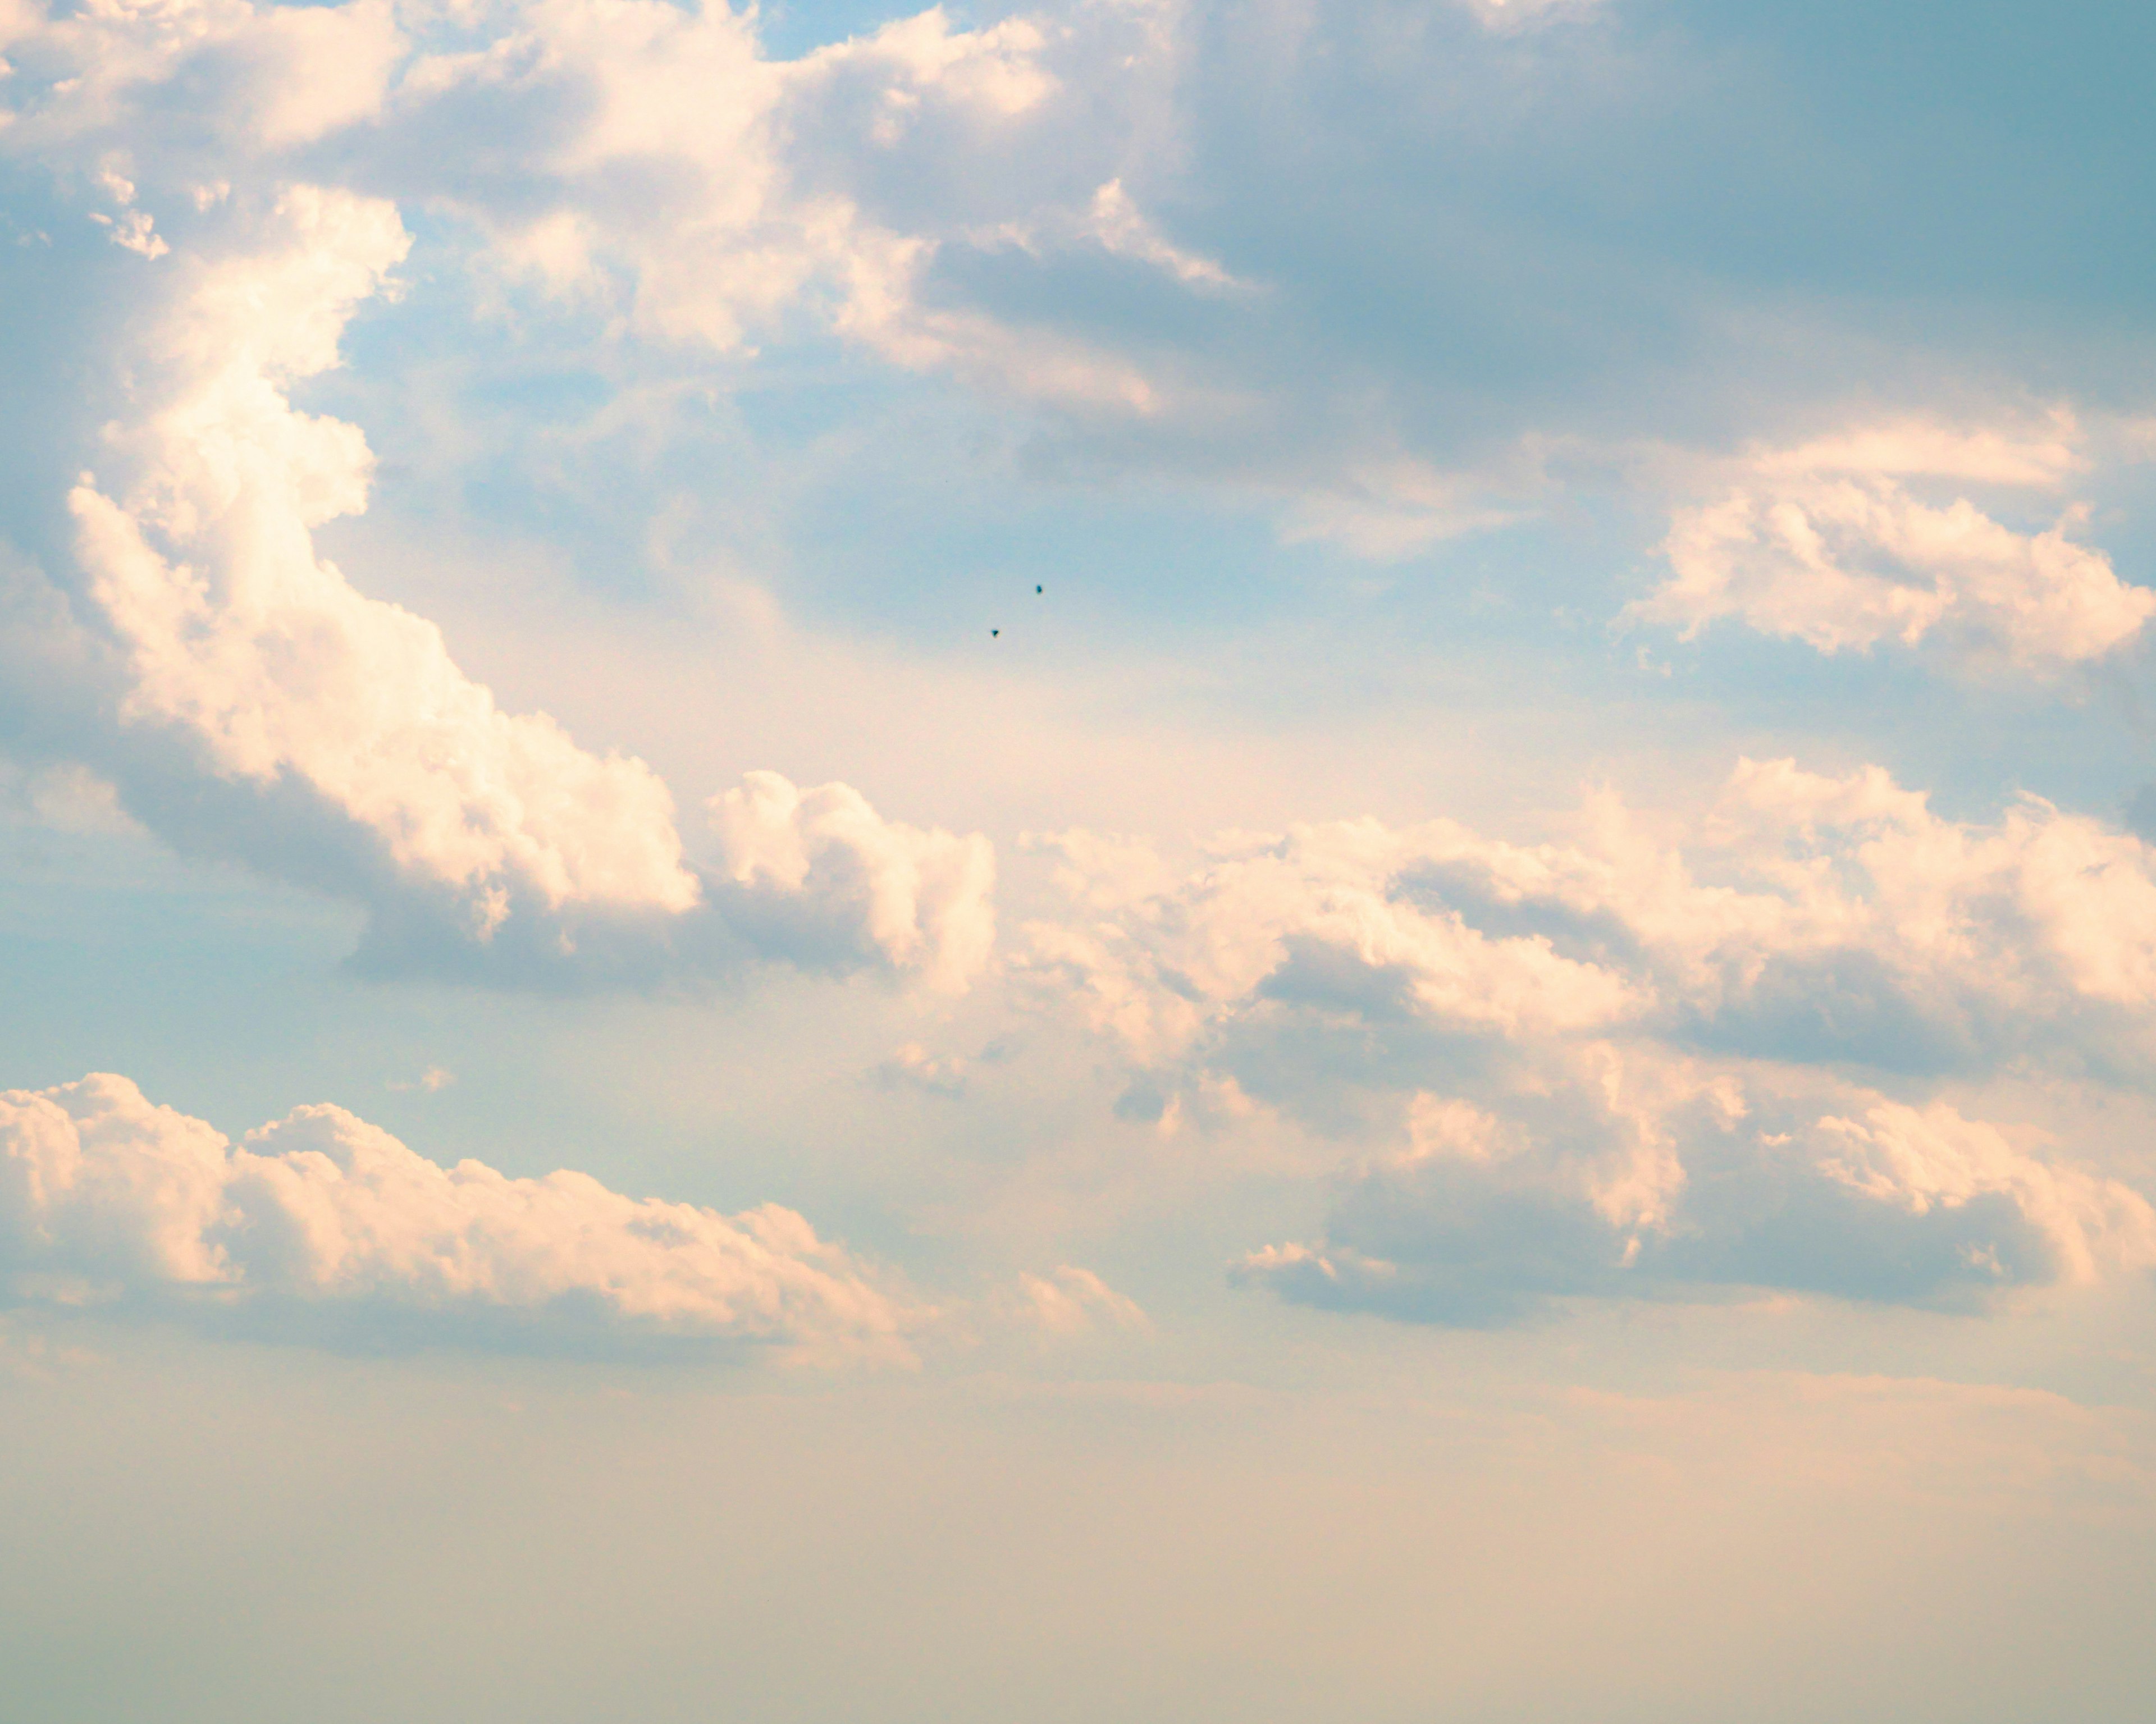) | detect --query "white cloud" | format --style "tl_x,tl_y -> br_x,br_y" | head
1027,757 -> 2156,1078
1022,810 -> 1648,1066
12,176 -> 997,987
1812,1100 -> 2156,1286
71,184 -> 705,930
805,6 -> 1061,124
16,0 -> 2156,599
0,0 -> 1196,422
1079,179 -> 1239,290
236,0 -> 404,148
1,0 -> 2153,1358
1027,761 -> 2156,1312
383,0 -> 1193,417
88,163 -> 168,258
0,0 -> 400,152
1234,1058 -> 2156,1321
1752,419 -> 2085,487
1362,1042 -> 1723,1242
1633,418 -> 2154,669
713,771 -> 996,991
0,1072 -> 912,1360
